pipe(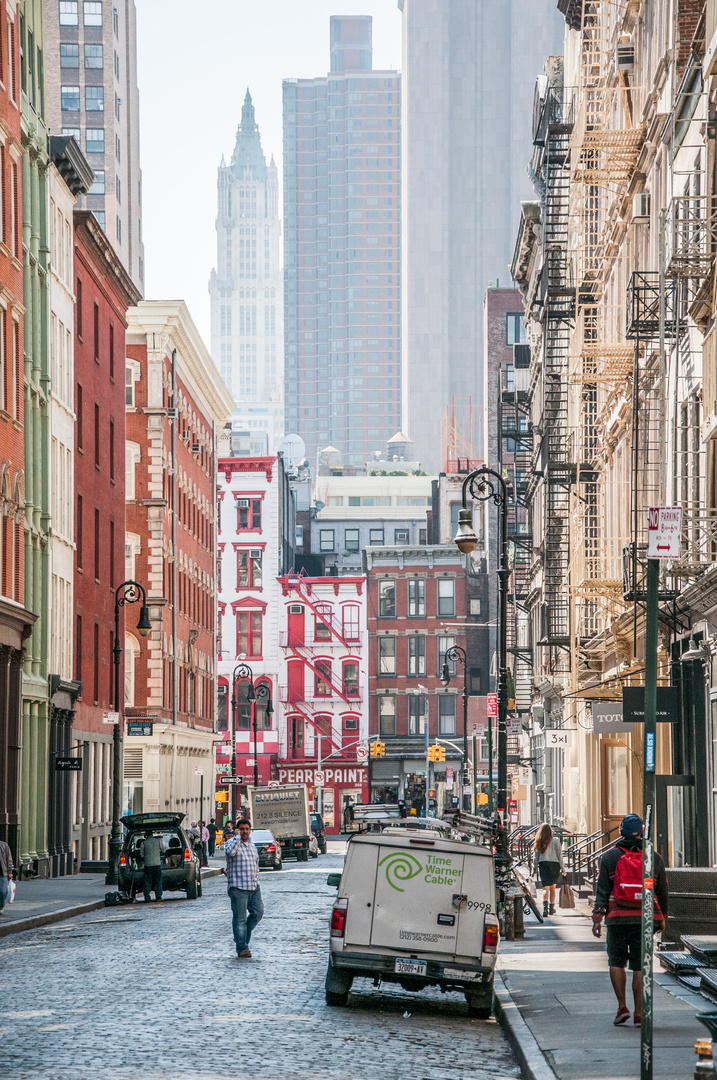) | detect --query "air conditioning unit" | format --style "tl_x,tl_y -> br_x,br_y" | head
344,718 -> 358,730
289,604 -> 303,614
632,192 -> 650,221
236,498 -> 249,509
250,549 -> 262,558
616,40 -> 634,71
192,443 -> 200,454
